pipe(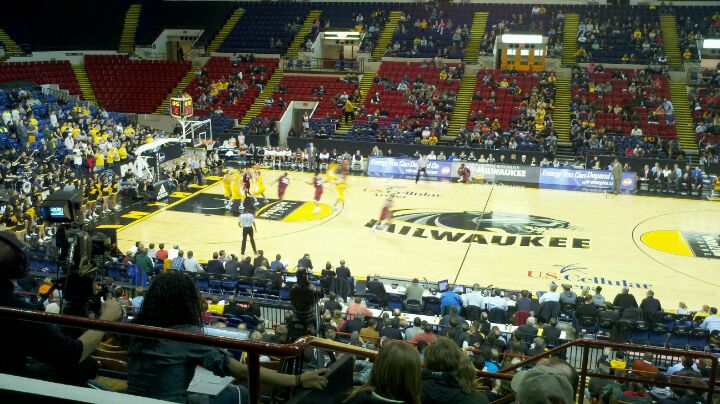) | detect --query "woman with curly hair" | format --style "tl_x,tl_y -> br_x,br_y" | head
127,271 -> 327,403
422,337 -> 489,403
